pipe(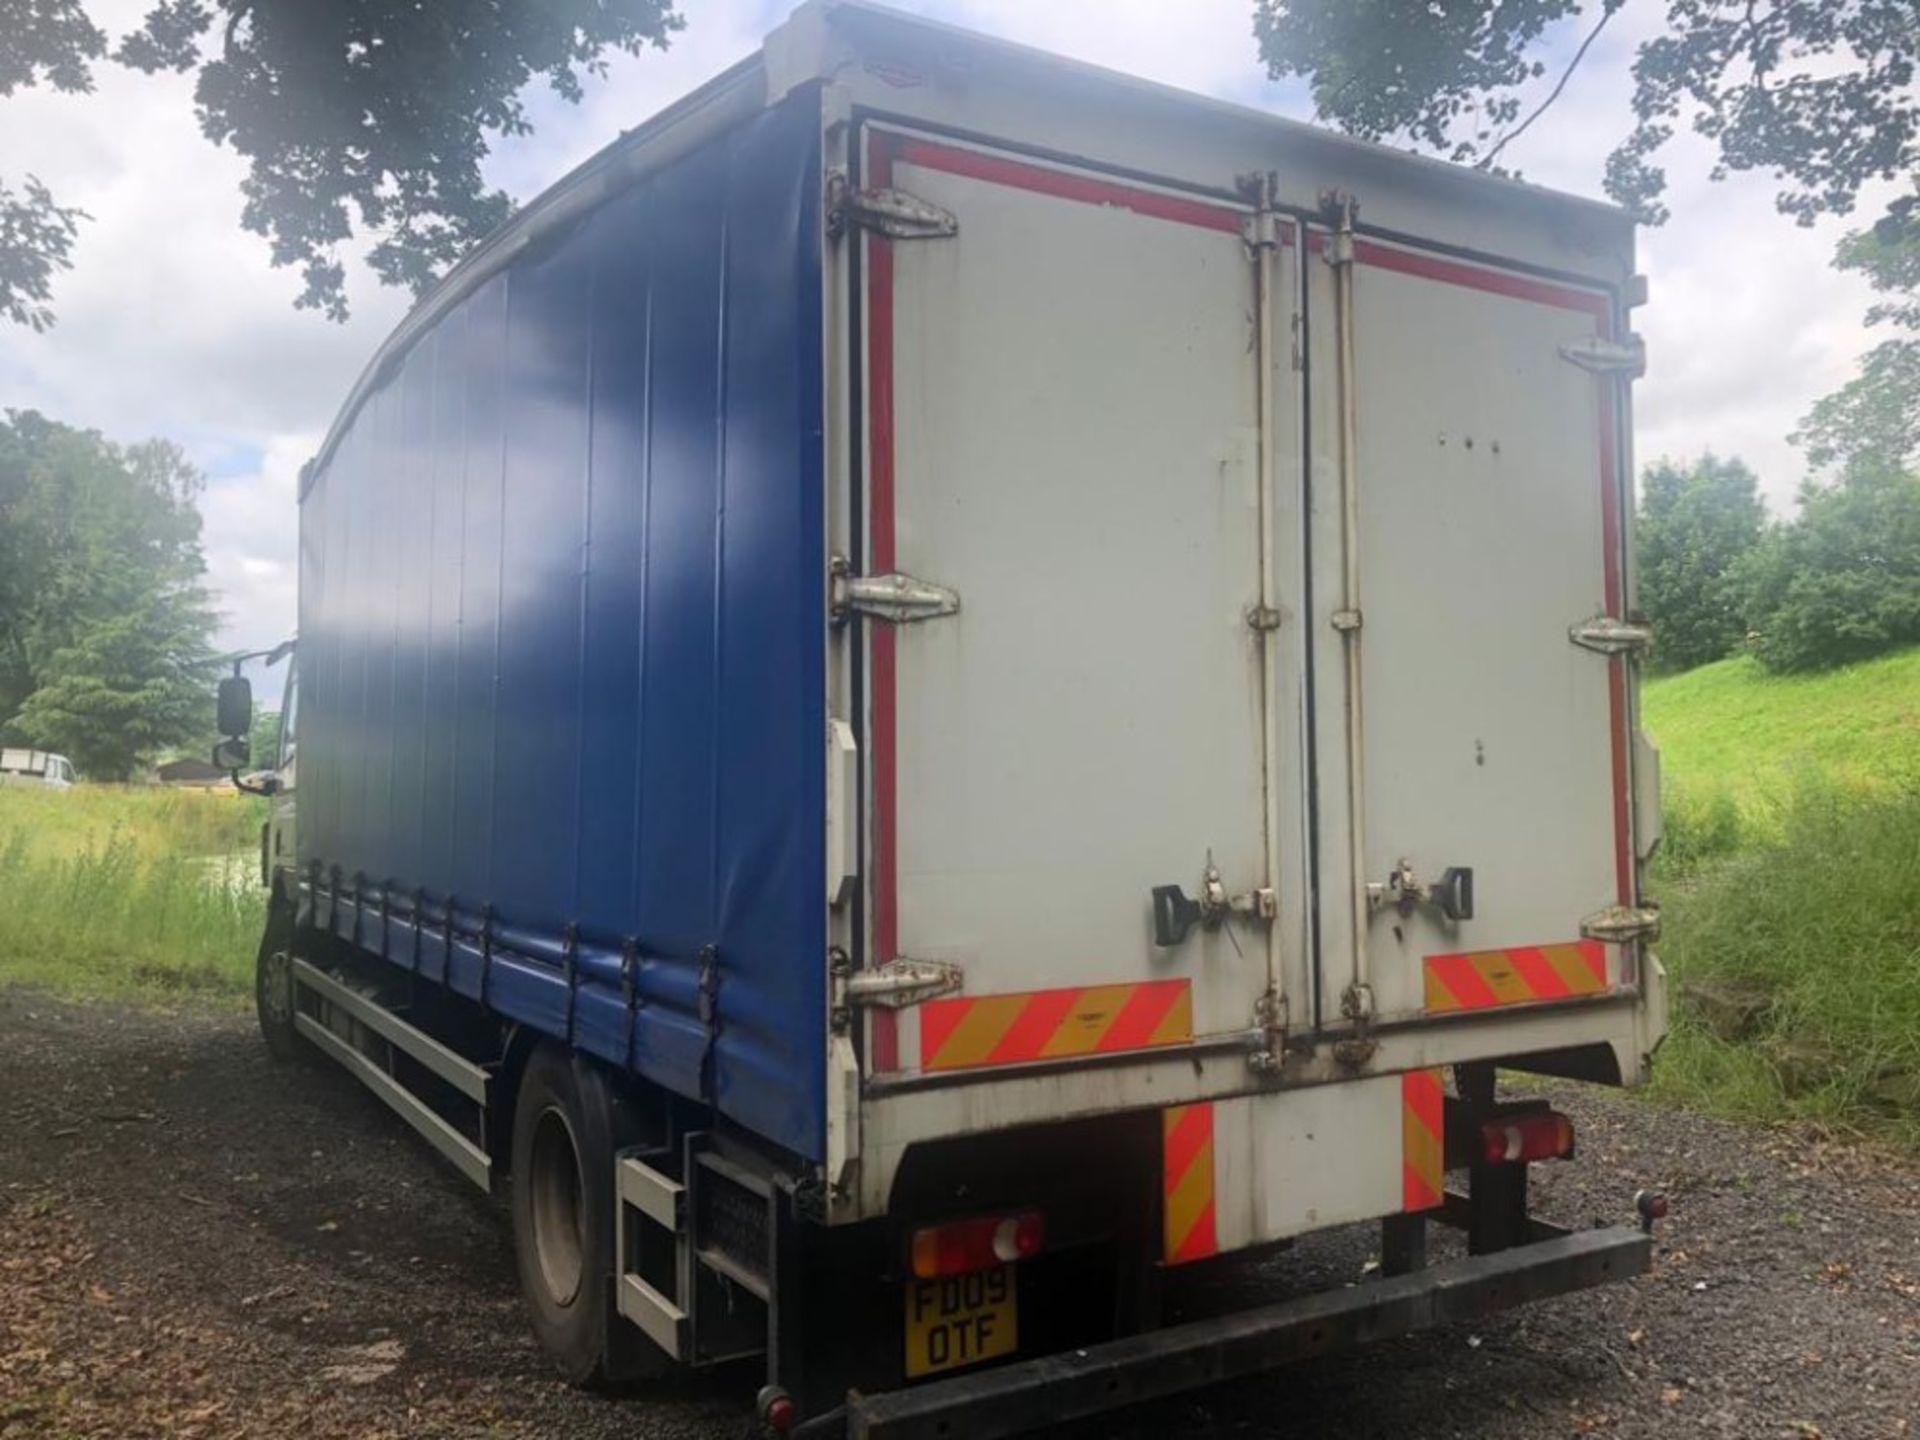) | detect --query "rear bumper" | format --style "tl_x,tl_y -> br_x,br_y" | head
811,1223 -> 1650,1440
